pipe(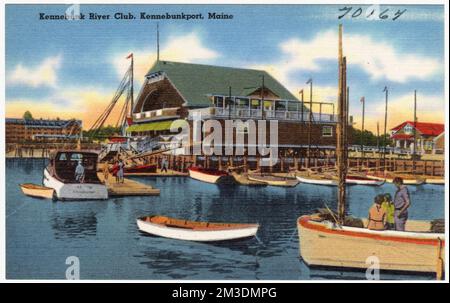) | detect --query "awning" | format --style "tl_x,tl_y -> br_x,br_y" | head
126,120 -> 186,133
